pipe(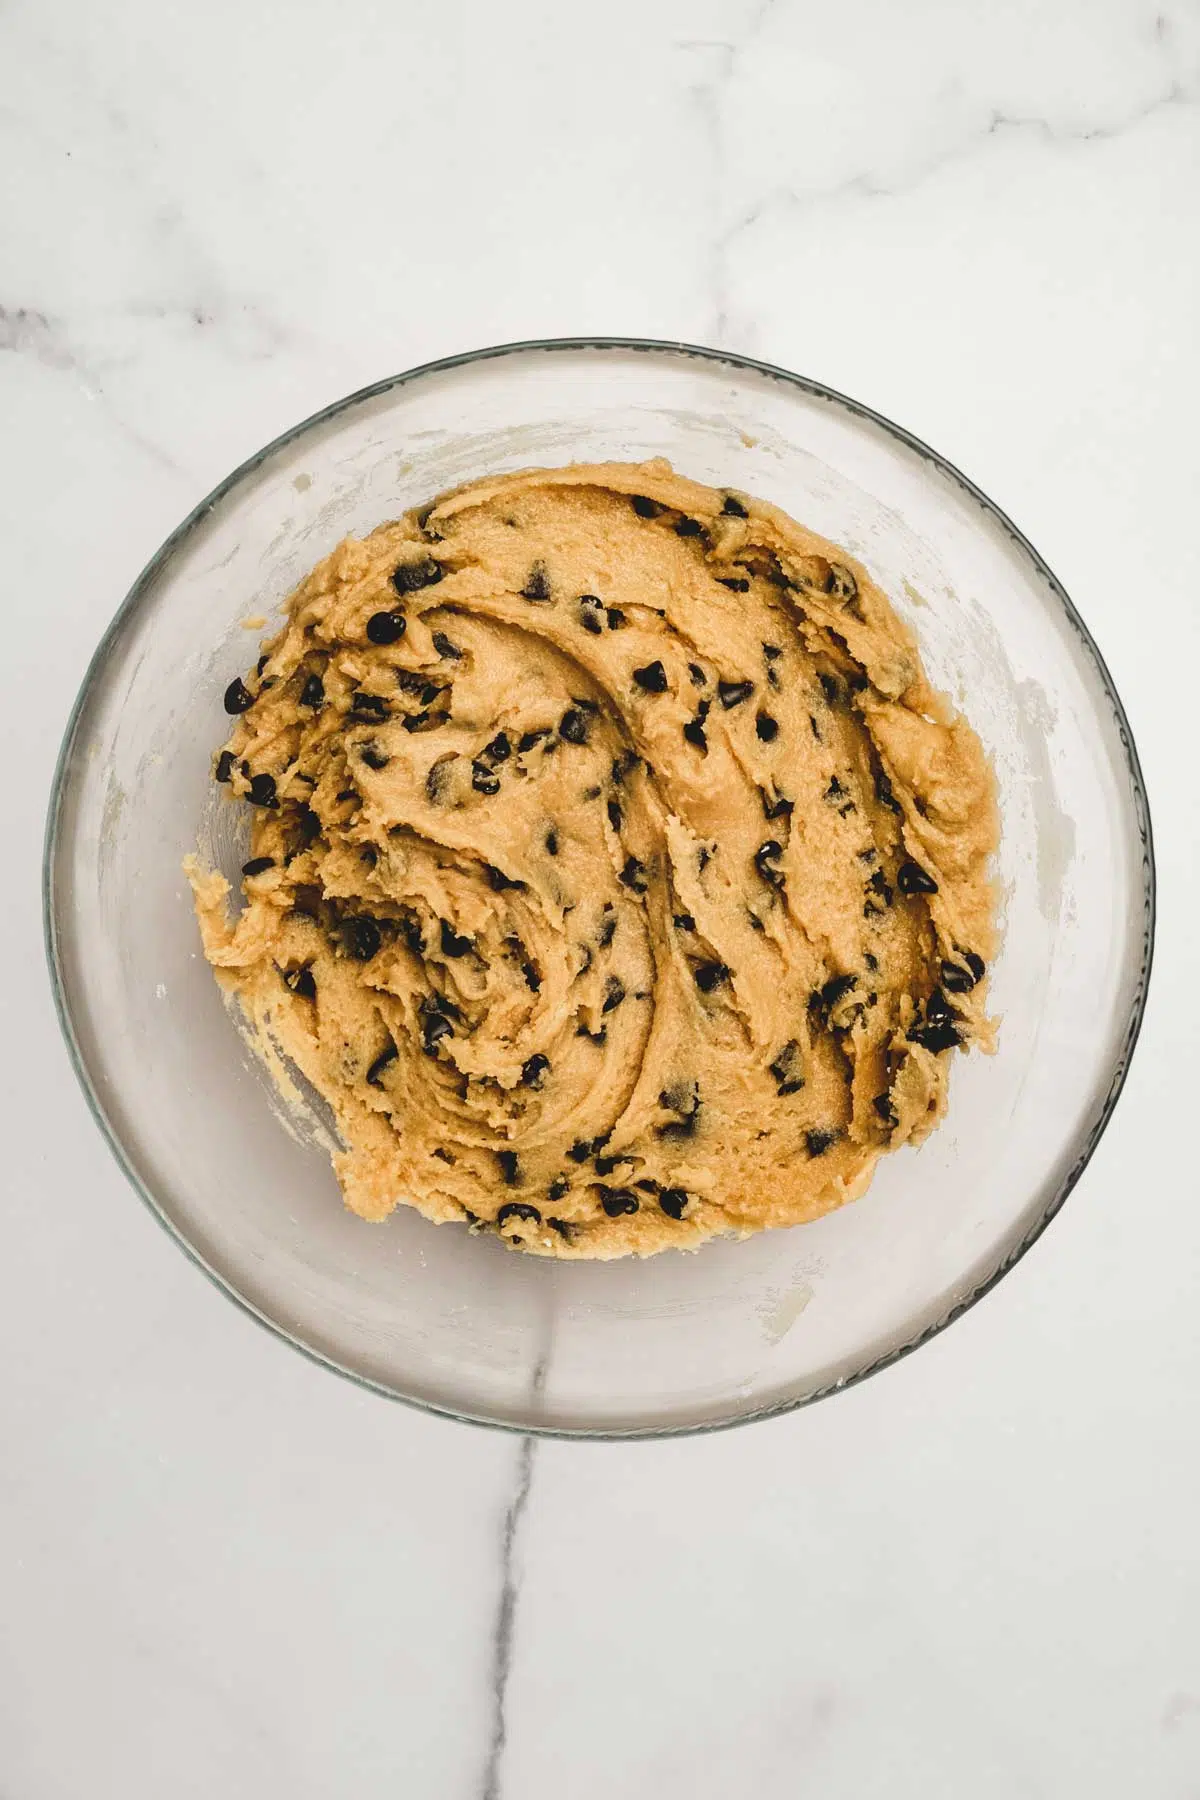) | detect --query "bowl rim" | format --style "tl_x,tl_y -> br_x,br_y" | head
42,335 -> 1157,1439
